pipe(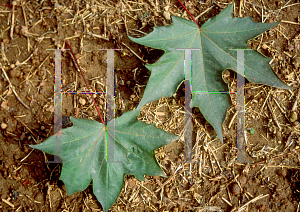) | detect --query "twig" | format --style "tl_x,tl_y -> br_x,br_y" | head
239,0 -> 243,17
258,90 -> 270,119
228,111 -> 237,129
17,118 -> 38,143
209,174 -> 239,203
0,62 -> 32,111
20,149 -> 35,162
2,198 -> 14,208
155,164 -> 183,192
65,40 -> 105,125
222,196 -> 232,206
177,0 -> 200,28
121,42 -> 145,62
27,53 -> 51,80
266,99 -> 281,131
87,31 -> 109,41
238,194 -> 269,211
195,6 -> 214,20
208,148 -> 216,176
281,20 -> 300,25
209,148 -> 222,173
292,88 -> 300,112
20,0 -> 28,28
10,1 -> 17,38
